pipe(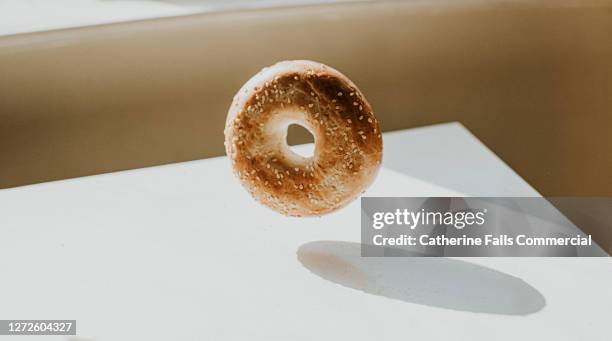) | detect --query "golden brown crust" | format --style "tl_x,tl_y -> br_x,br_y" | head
225,60 -> 382,216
